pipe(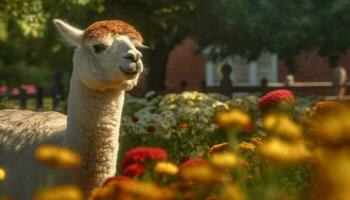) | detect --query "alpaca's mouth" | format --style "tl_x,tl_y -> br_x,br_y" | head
119,68 -> 139,81
119,62 -> 142,79
120,67 -> 138,76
